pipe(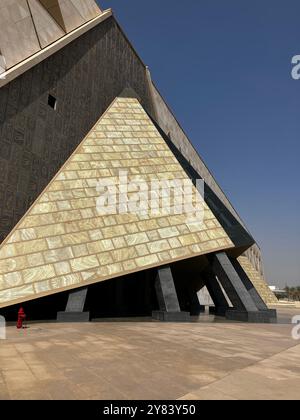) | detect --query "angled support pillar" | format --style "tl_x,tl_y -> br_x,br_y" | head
57,287 -> 90,322
202,269 -> 230,316
188,286 -> 203,316
211,252 -> 275,323
231,258 -> 277,320
152,265 -> 190,322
